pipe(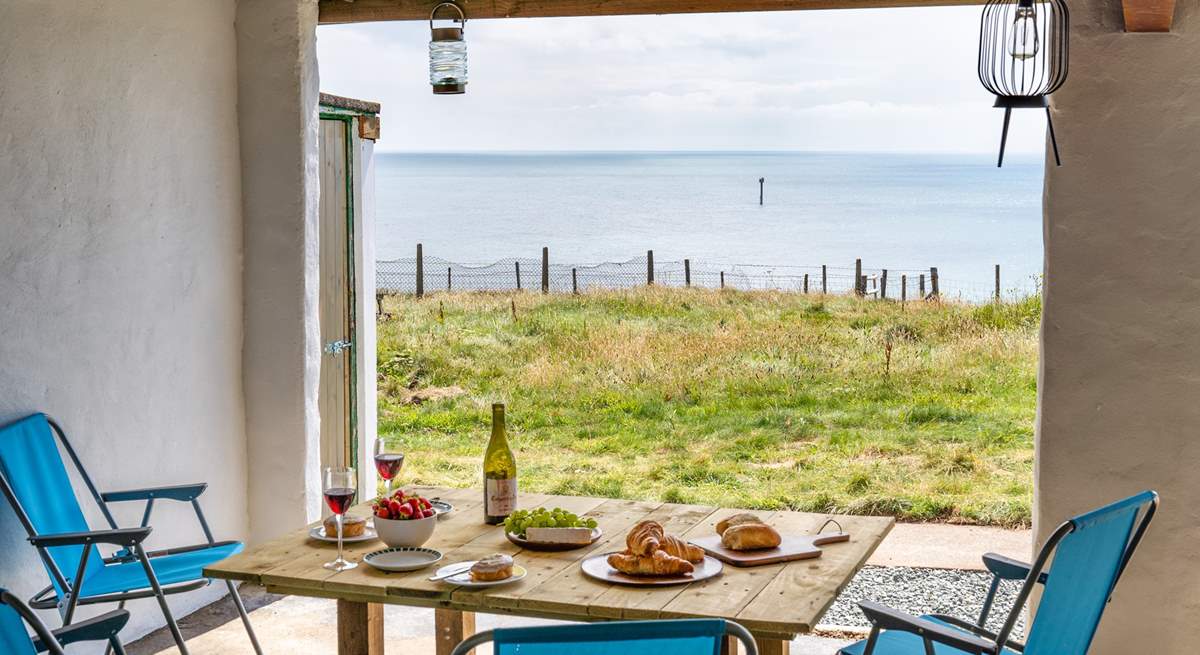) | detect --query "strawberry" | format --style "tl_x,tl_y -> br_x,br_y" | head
388,500 -> 403,516
419,498 -> 431,510
397,504 -> 413,519
374,508 -> 390,519
422,509 -> 434,519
